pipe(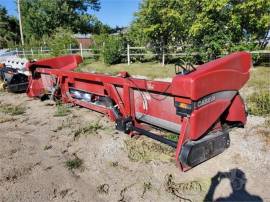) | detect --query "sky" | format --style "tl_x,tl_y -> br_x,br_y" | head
0,0 -> 141,27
